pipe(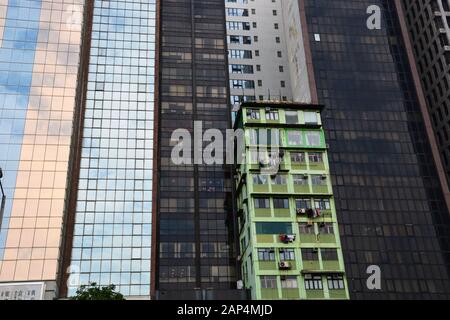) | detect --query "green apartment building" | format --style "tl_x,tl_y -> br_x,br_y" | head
234,102 -> 349,300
